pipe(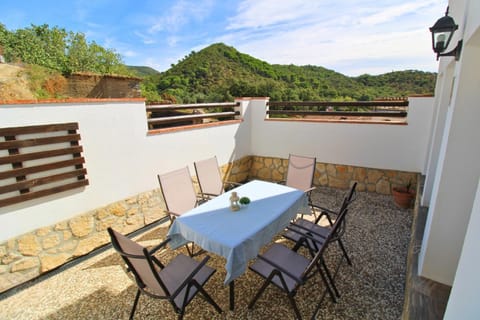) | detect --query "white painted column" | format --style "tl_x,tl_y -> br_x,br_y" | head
443,178 -> 480,319
419,37 -> 480,285
422,62 -> 455,206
